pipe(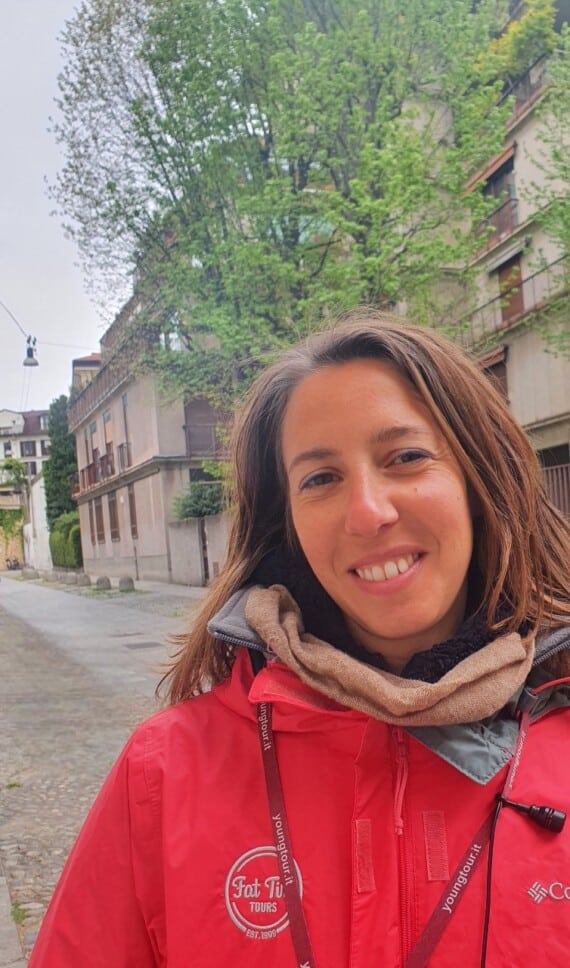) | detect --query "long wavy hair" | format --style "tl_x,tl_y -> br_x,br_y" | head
162,310 -> 570,702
